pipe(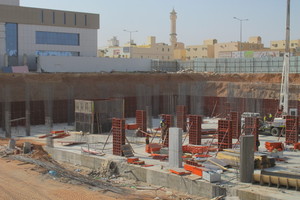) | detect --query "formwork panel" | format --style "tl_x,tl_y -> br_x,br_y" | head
136,110 -> 147,137
176,105 -> 187,132
230,111 -> 241,139
188,115 -> 202,145
218,120 -> 232,151
285,115 -> 299,145
244,117 -> 260,151
161,114 -> 174,147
